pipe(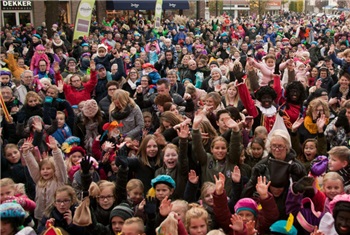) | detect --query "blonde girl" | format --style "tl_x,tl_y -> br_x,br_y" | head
38,185 -> 82,234
65,146 -> 85,181
185,204 -> 209,235
0,178 -> 36,212
223,82 -> 242,110
126,179 -> 144,206
155,124 -> 189,199
320,172 -> 344,213
20,136 -> 67,222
